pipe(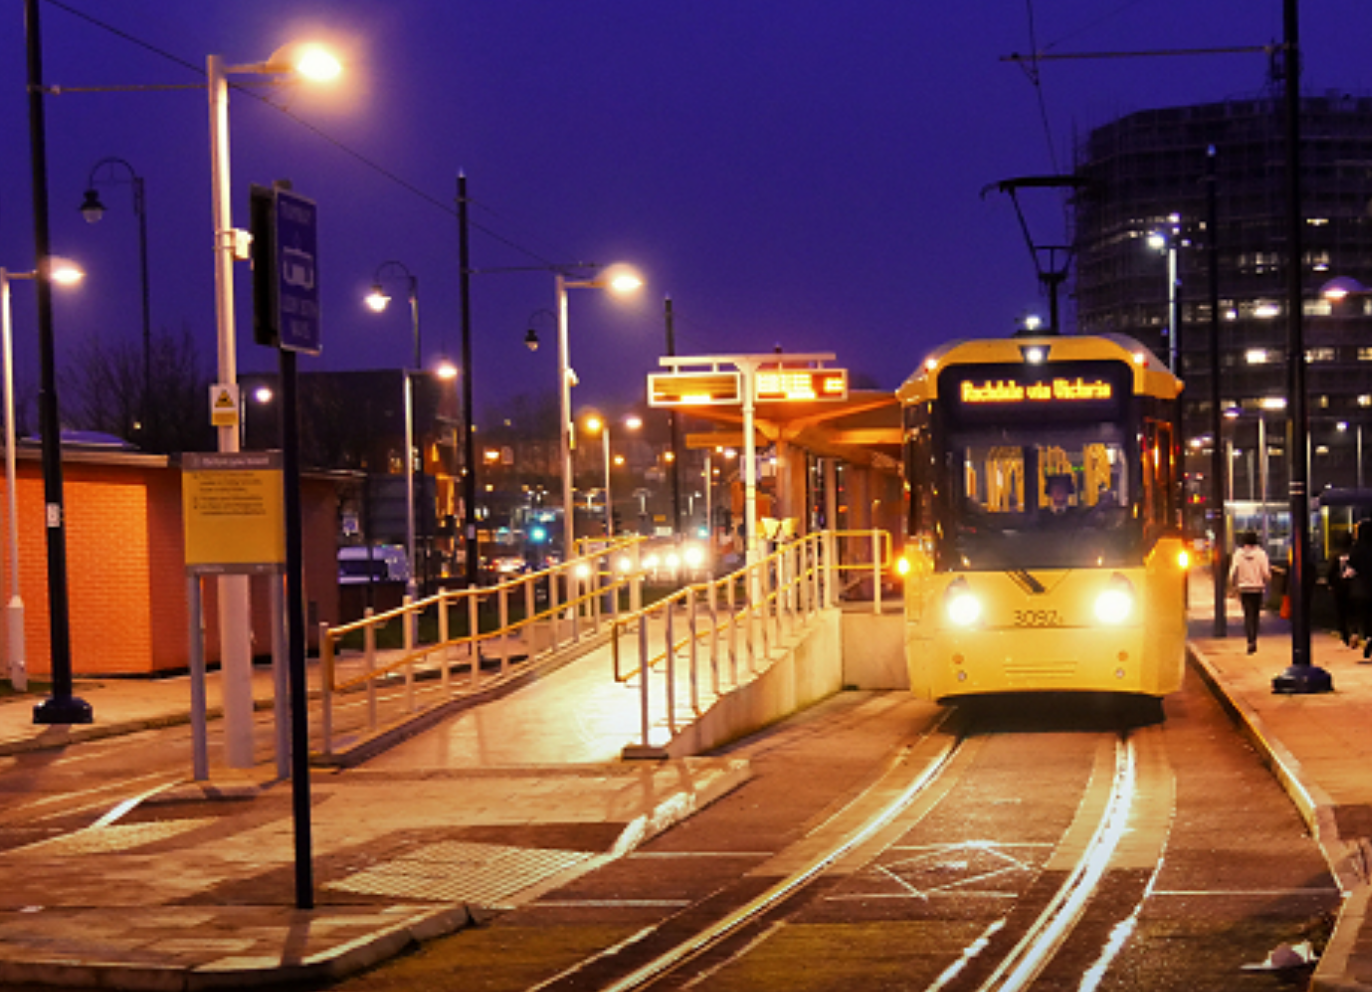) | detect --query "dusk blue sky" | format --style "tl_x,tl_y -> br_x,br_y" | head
2,1 -> 1370,428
